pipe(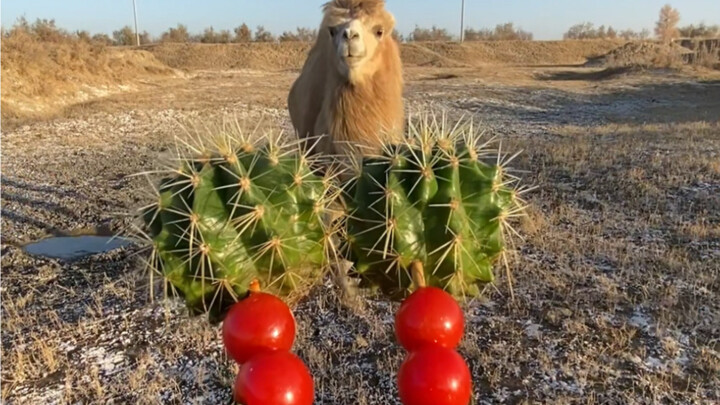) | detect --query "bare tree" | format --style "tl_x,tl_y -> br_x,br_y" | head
596,25 -> 607,39
279,27 -> 317,42
409,25 -> 453,41
565,23 -> 644,40
75,30 -> 92,42
199,27 -> 230,43
139,31 -> 152,44
564,22 -> 597,39
493,22 -> 533,40
92,33 -> 113,45
465,22 -> 533,41
113,25 -> 136,45
216,29 -> 232,43
234,23 -> 252,42
30,18 -> 68,42
279,31 -> 299,42
254,26 -> 275,42
678,23 -> 720,38
655,4 -> 680,42
295,27 -> 317,42
161,24 -> 191,43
